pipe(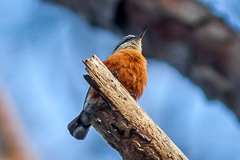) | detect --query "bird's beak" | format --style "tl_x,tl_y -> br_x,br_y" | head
135,25 -> 149,41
